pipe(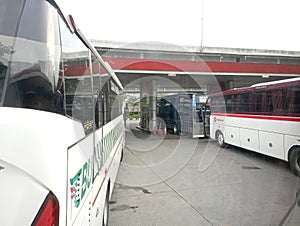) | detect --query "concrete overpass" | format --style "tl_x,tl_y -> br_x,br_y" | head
93,40 -> 300,93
